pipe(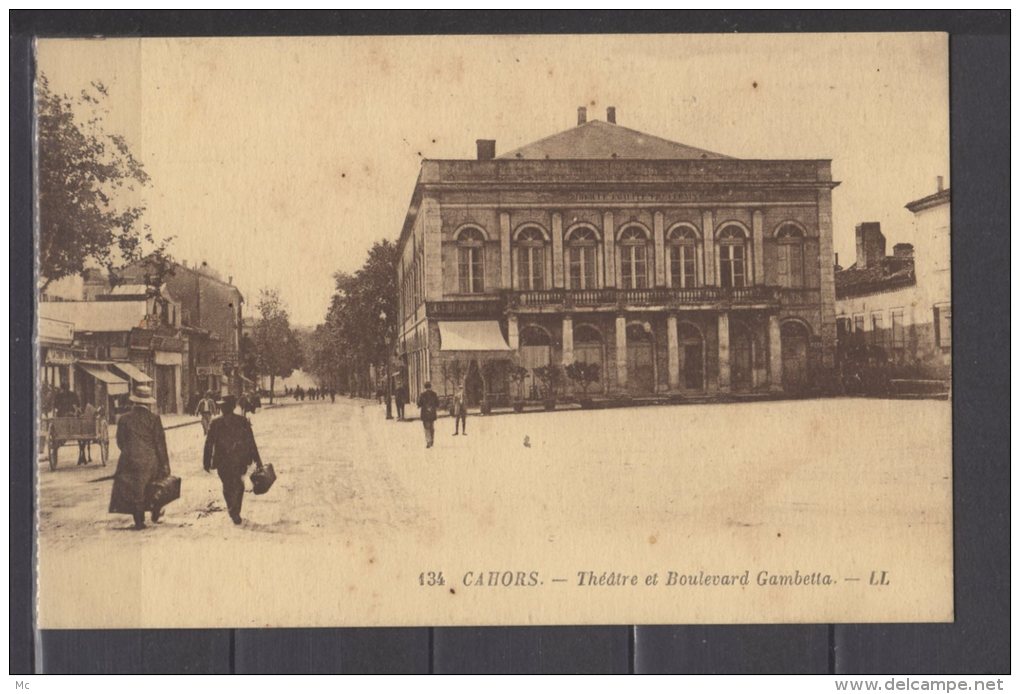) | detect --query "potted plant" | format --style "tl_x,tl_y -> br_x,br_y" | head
533,364 -> 564,411
508,365 -> 529,412
565,360 -> 600,409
